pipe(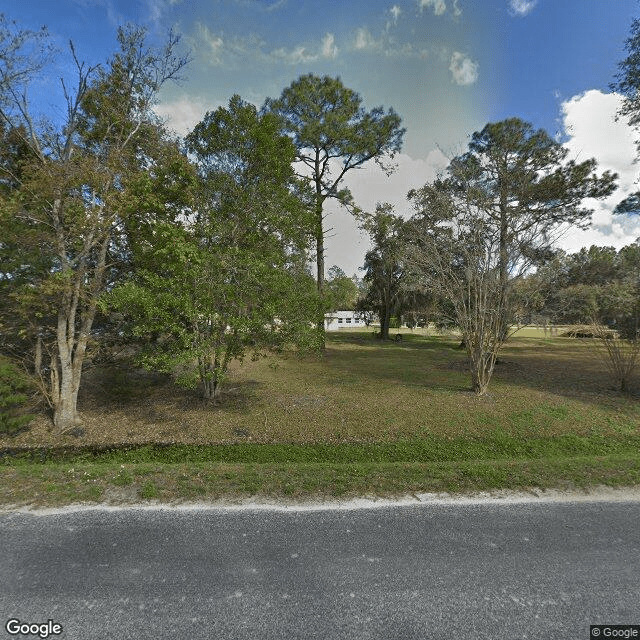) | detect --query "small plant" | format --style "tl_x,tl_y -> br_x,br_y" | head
140,479 -> 160,499
591,322 -> 640,393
